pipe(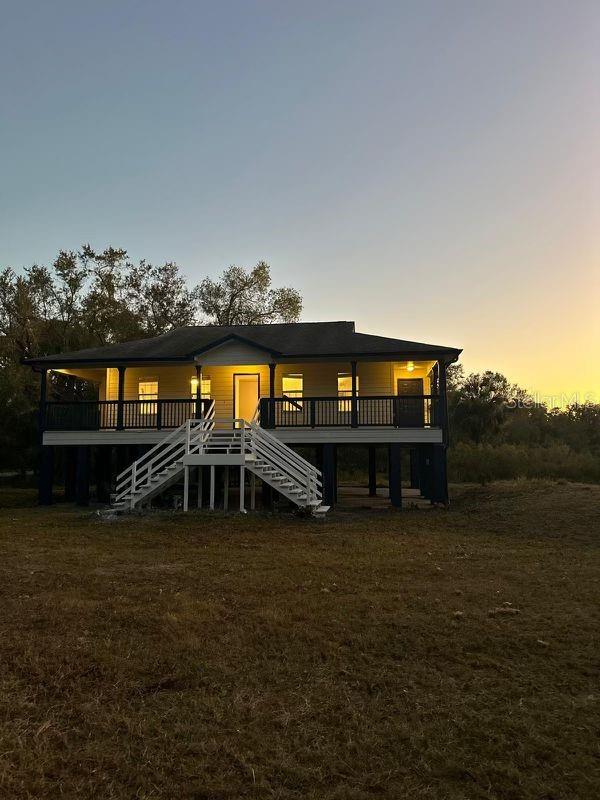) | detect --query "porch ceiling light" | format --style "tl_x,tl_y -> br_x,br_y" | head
406,361 -> 415,372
